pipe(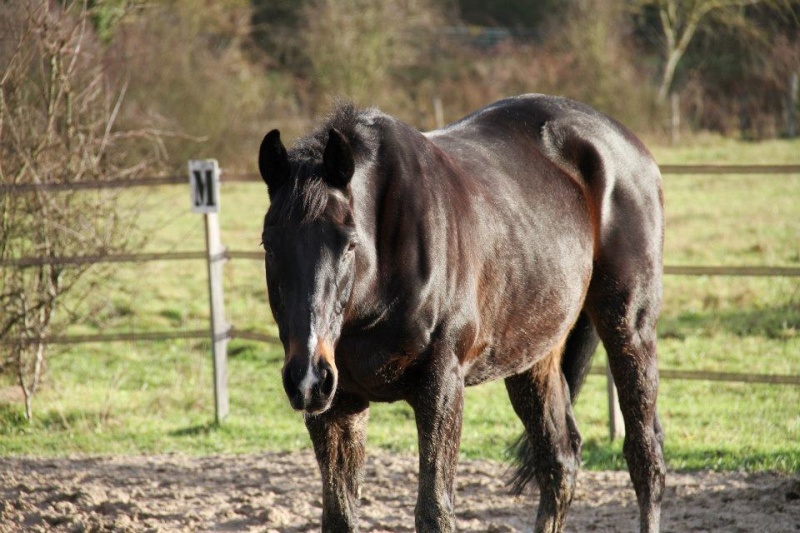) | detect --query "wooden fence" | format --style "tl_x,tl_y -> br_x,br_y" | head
2,165 -> 798,433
